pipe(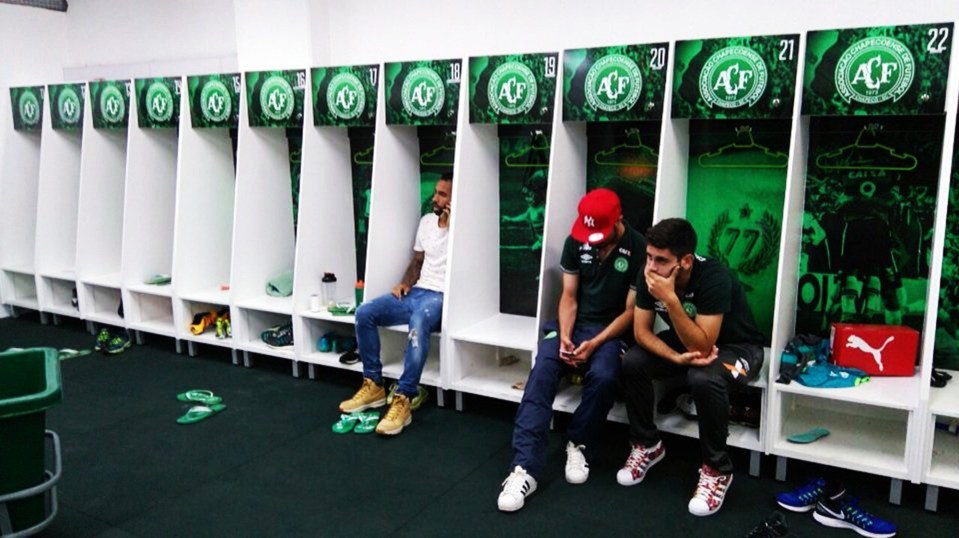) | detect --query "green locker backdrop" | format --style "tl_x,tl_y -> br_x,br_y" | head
349,127 -> 375,283
673,34 -> 799,119
135,77 -> 181,129
245,70 -> 305,128
500,125 -> 550,317
585,122 -> 660,234
312,64 -> 378,127
803,23 -> 953,116
418,126 -> 455,215
386,59 -> 461,126
287,128 -> 302,236
89,80 -> 130,130
48,83 -> 84,130
687,120 -> 790,344
796,115 -> 944,336
470,53 -> 558,125
563,43 -> 668,122
935,118 -> 959,369
9,86 -> 43,131
187,73 -> 240,129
